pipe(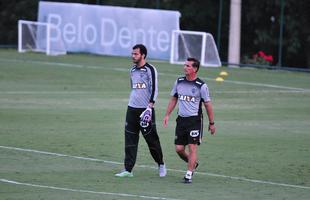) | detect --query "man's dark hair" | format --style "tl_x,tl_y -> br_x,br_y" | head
187,57 -> 200,72
133,44 -> 147,59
